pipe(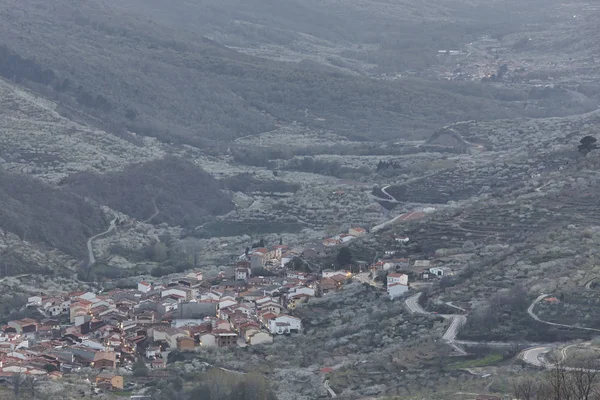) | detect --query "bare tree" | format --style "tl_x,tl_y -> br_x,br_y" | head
569,360 -> 600,400
513,377 -> 537,400
514,361 -> 600,400
548,363 -> 573,400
